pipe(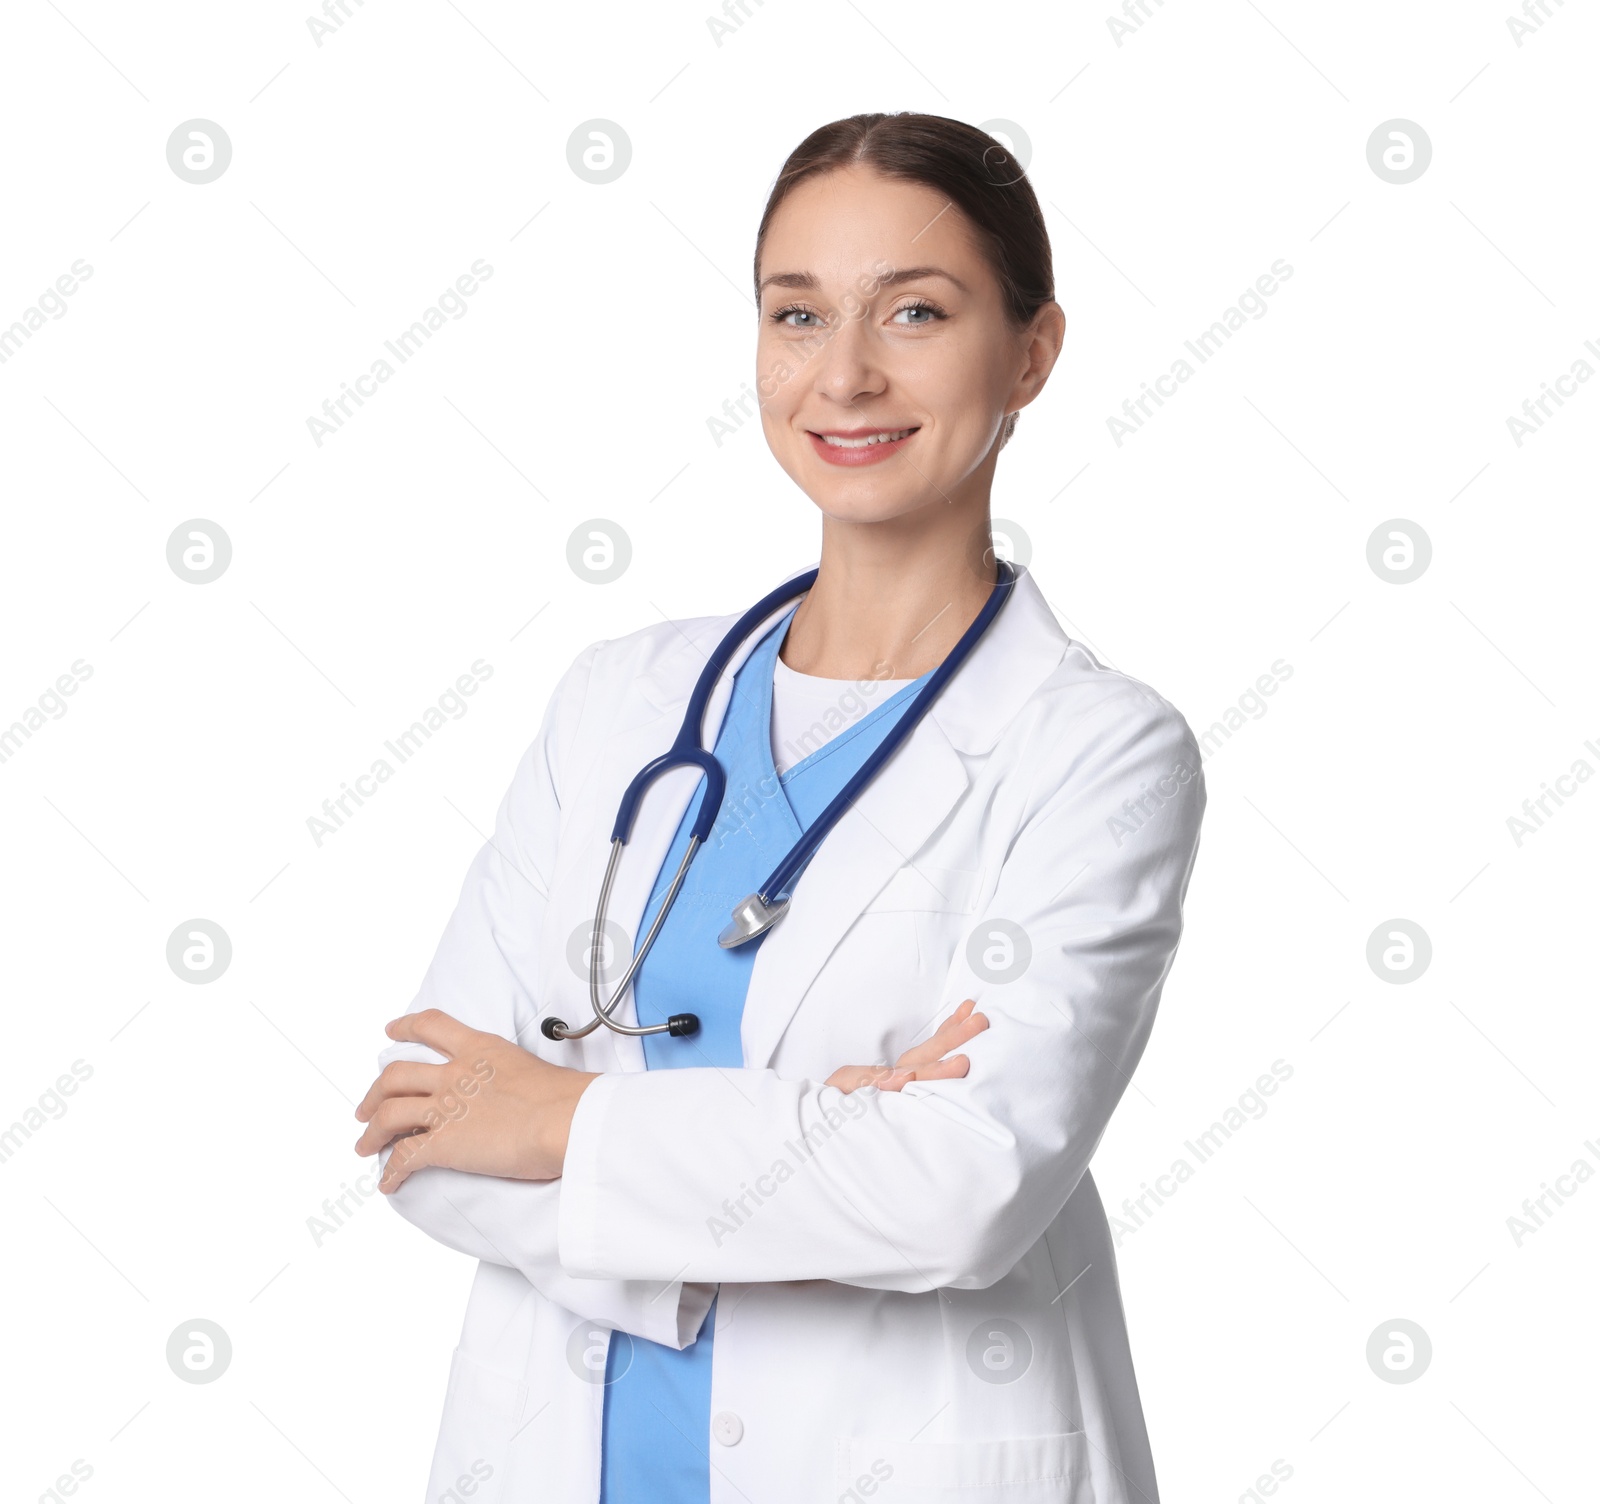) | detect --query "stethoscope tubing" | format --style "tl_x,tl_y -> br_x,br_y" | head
541,559 -> 1017,1043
